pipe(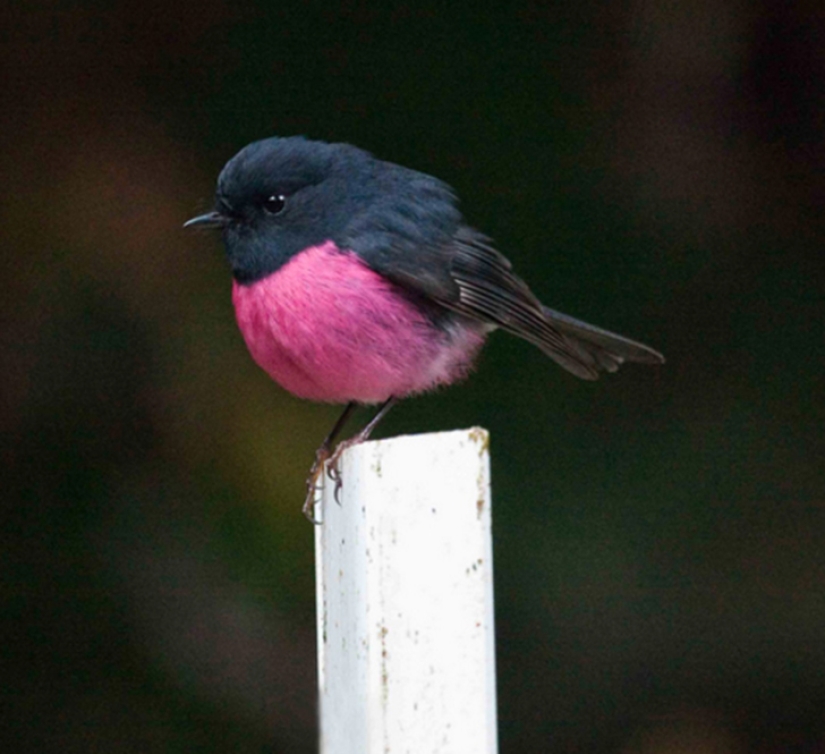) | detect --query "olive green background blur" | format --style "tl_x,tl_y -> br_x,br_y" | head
3,2 -> 824,752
